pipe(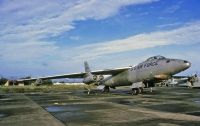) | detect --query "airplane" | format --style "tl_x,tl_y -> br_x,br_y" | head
163,77 -> 189,87
165,74 -> 200,88
17,55 -> 191,95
